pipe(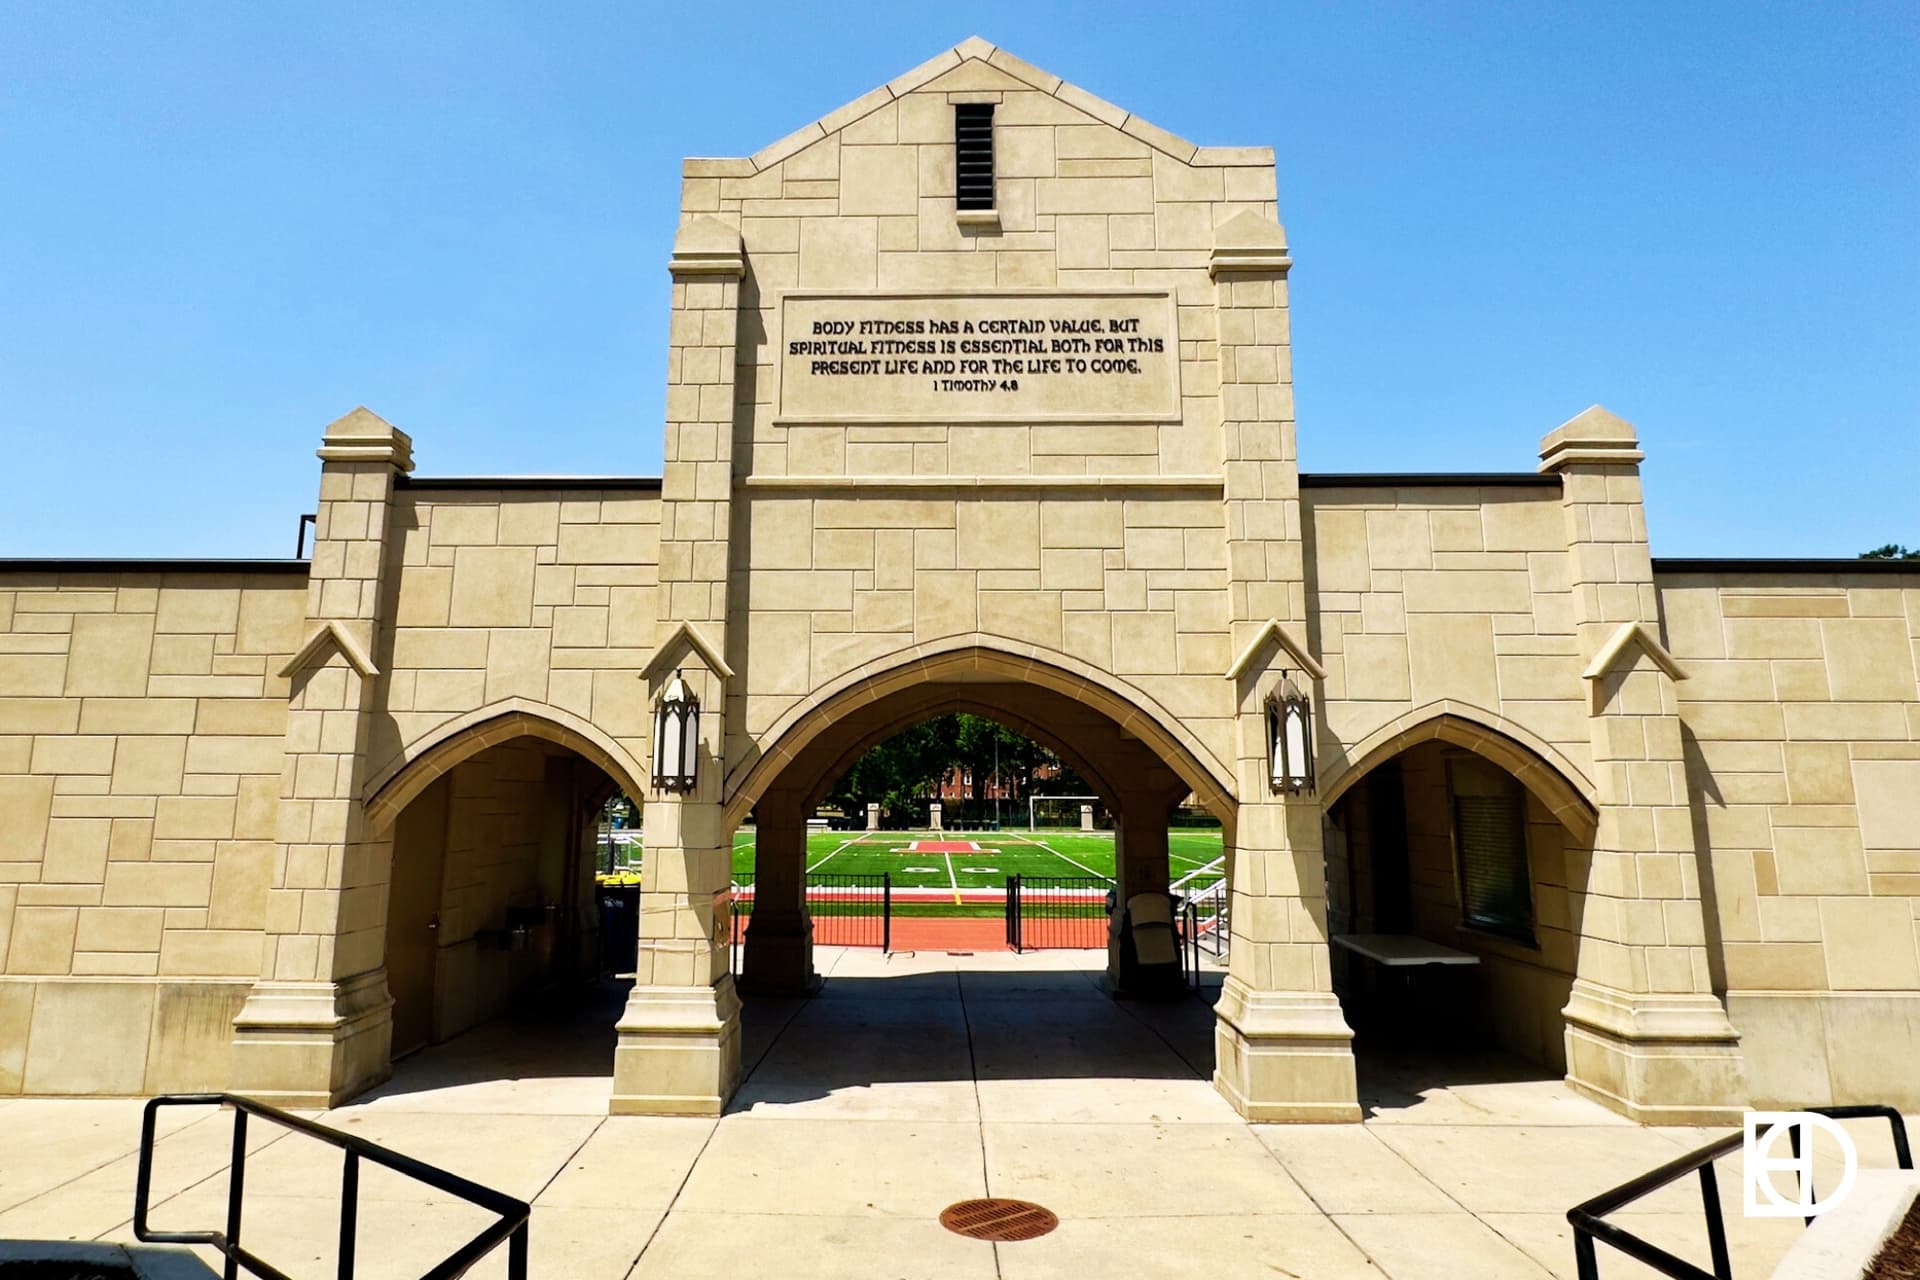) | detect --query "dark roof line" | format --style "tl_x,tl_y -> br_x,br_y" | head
0,558 -> 311,575
398,475 -> 664,492
1653,557 -> 1920,576
1299,472 -> 1560,489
